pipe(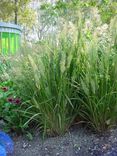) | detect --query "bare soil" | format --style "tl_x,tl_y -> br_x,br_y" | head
12,125 -> 117,156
